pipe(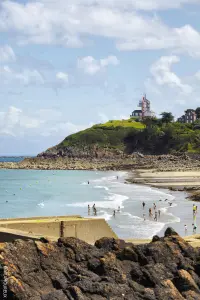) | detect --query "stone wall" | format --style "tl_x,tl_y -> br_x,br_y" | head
0,217 -> 117,244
